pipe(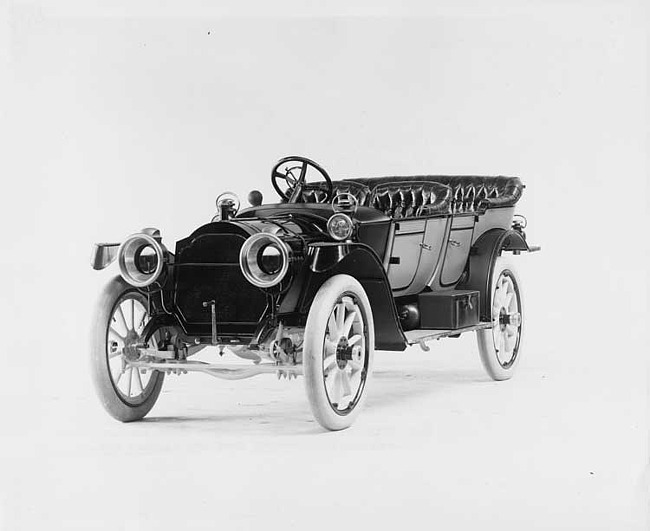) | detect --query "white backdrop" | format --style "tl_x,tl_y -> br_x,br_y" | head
1,1 -> 647,529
